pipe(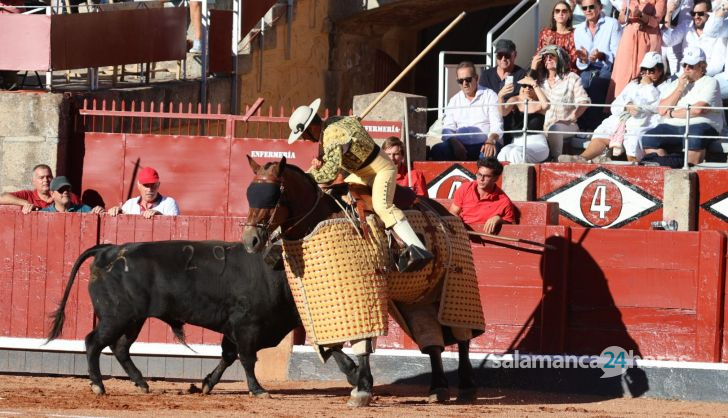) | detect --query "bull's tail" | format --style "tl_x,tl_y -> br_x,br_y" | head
45,244 -> 113,343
